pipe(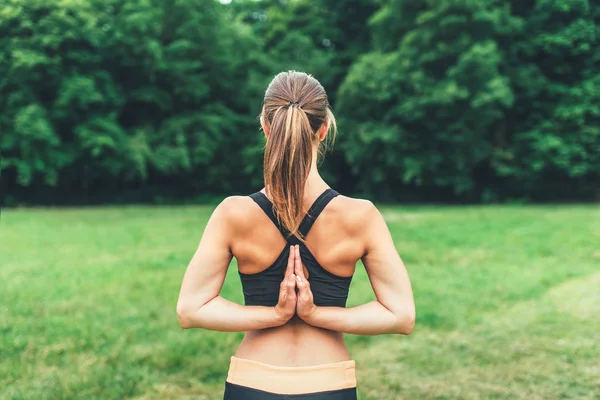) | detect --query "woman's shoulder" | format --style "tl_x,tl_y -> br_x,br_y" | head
333,193 -> 375,208
210,195 -> 261,226
215,195 -> 258,214
328,193 -> 380,231
331,193 -> 374,212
